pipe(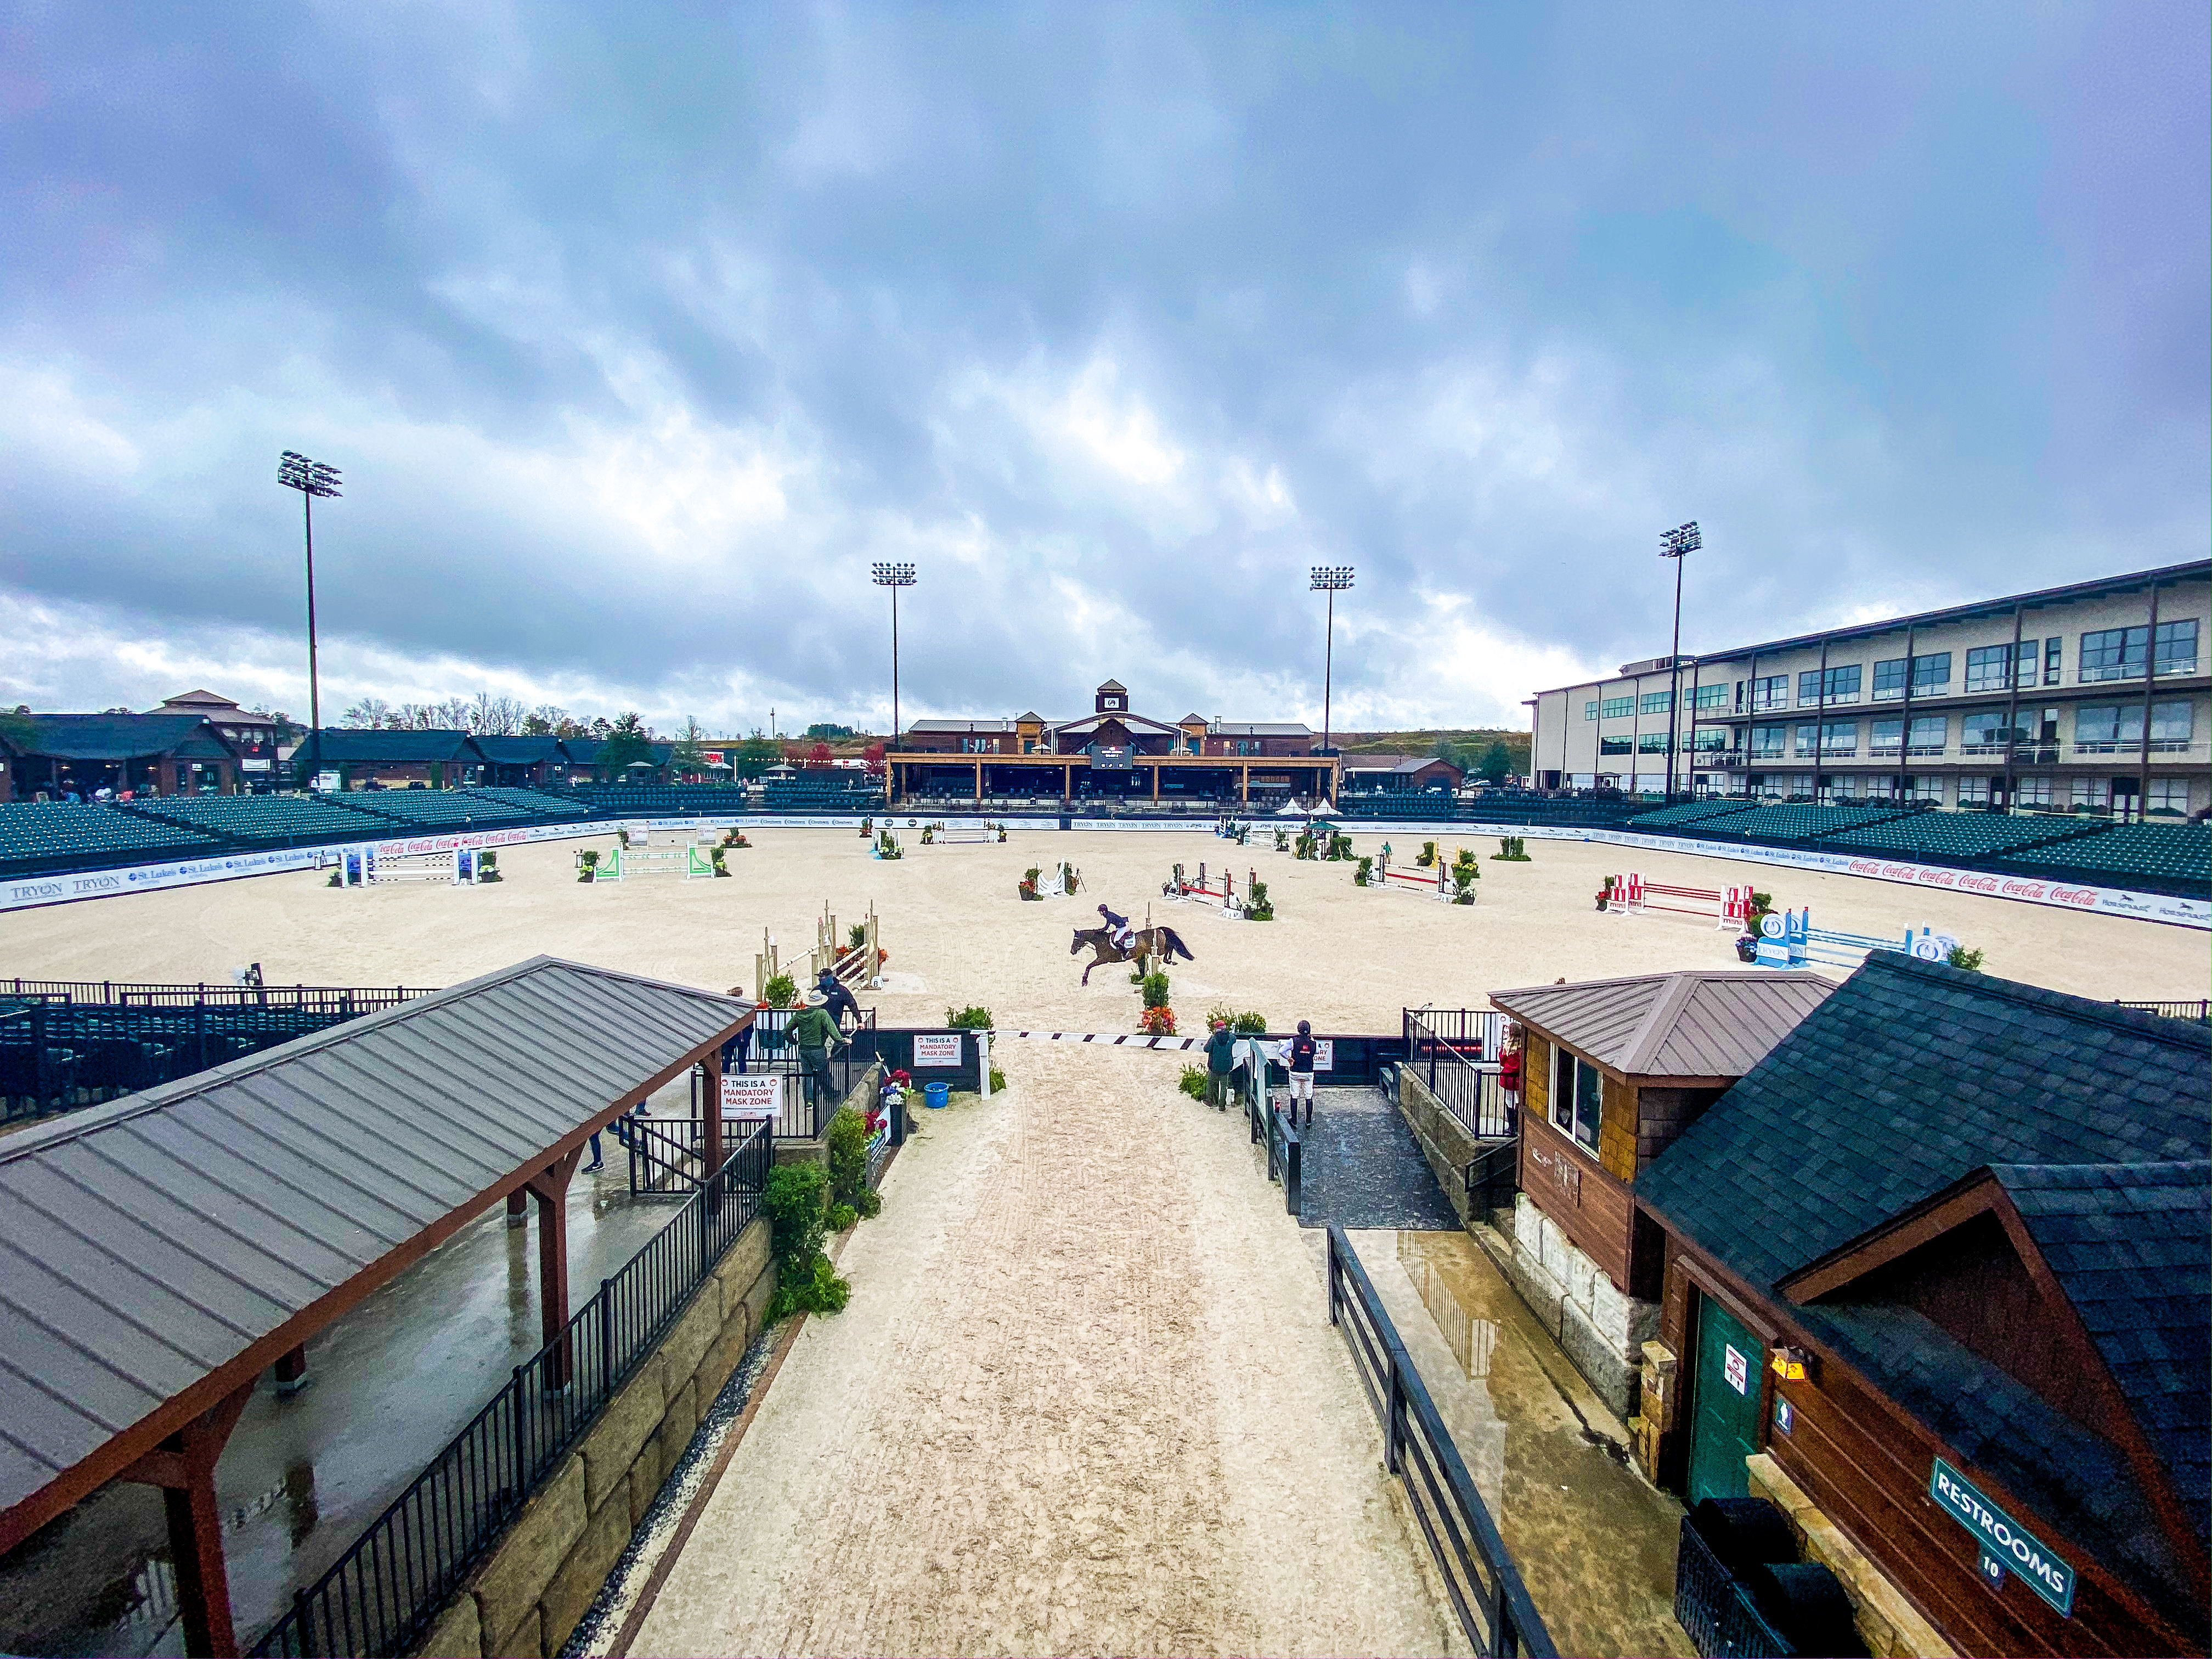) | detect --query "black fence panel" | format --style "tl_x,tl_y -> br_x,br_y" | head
1325,1227 -> 1558,1659
1403,1009 -> 1516,1140
249,1125 -> 771,1659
